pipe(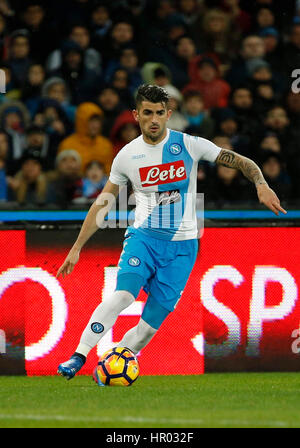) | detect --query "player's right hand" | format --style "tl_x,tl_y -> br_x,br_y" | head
56,247 -> 80,278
